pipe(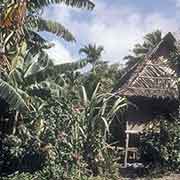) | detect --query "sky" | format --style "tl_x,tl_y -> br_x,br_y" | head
42,0 -> 180,64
